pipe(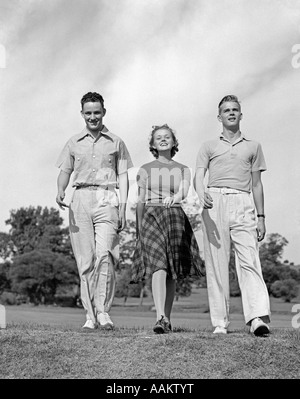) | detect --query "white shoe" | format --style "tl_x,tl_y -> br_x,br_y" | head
213,326 -> 227,334
82,319 -> 97,330
97,312 -> 114,330
250,317 -> 270,336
